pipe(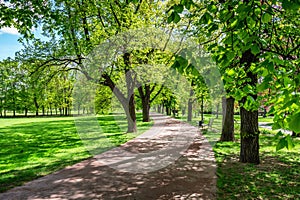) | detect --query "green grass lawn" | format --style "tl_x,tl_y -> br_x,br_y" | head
178,113 -> 300,199
0,113 -> 152,193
